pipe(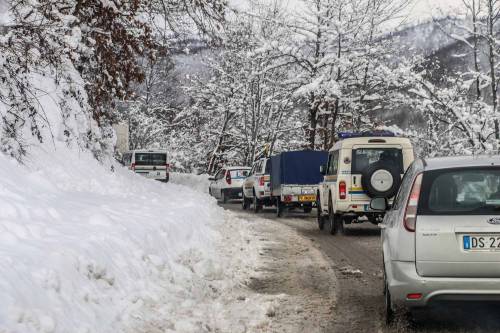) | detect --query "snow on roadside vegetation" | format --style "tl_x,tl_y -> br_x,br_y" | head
0,146 -> 230,333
